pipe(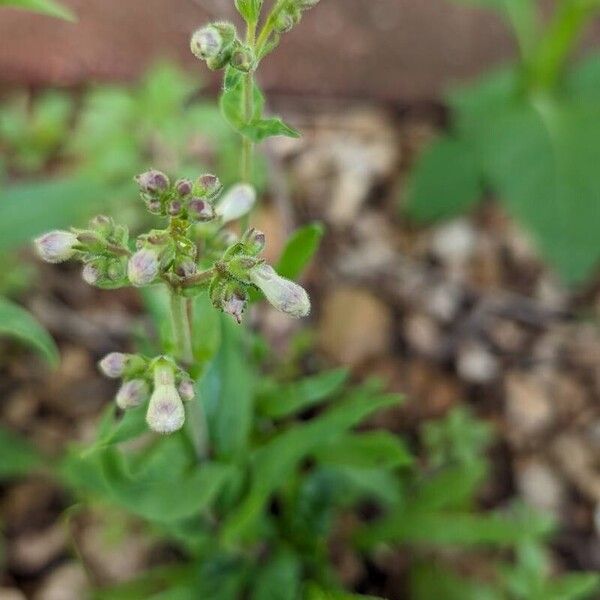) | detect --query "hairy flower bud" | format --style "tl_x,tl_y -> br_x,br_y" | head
116,378 -> 149,410
231,45 -> 253,72
298,0 -> 320,9
135,169 -> 170,194
82,261 -> 101,286
99,352 -> 129,378
175,178 -> 193,197
243,227 -> 266,254
223,289 -> 247,324
168,200 -> 183,216
274,7 -> 300,33
249,264 -> 310,318
175,258 -> 198,278
216,183 -> 256,223
34,230 -> 77,264
198,173 -> 222,197
190,23 -> 236,70
128,248 -> 160,287
147,362 -> 184,434
178,379 -> 195,402
89,215 -> 113,236
188,198 -> 215,222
